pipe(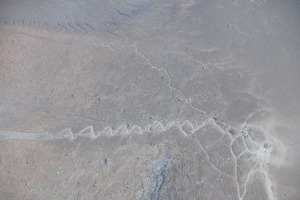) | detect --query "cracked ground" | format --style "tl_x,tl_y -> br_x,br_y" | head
0,0 -> 300,200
